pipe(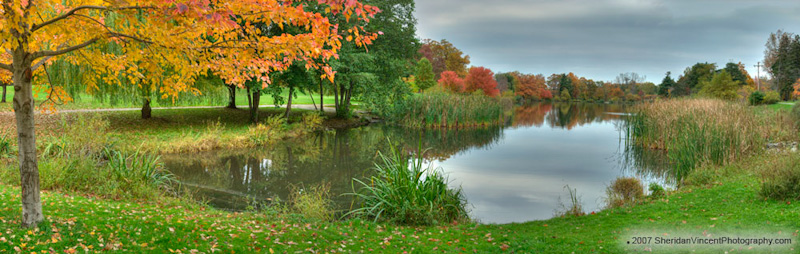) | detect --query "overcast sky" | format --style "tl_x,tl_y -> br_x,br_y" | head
414,0 -> 800,83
